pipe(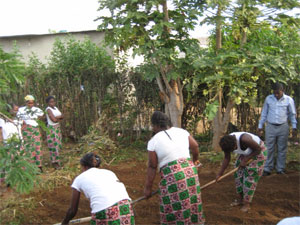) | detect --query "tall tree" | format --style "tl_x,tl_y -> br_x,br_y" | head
96,0 -> 204,127
195,0 -> 300,150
